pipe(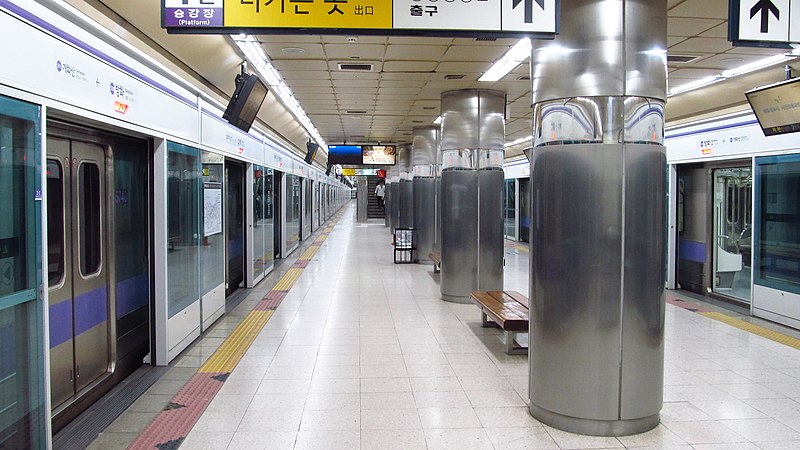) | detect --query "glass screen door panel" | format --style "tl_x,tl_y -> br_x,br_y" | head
0,95 -> 47,449
712,168 -> 752,302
